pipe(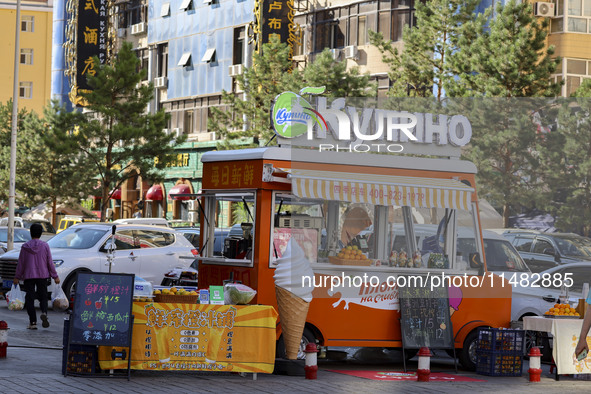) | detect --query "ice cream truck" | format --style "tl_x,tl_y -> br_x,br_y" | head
197,94 -> 512,370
